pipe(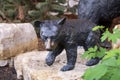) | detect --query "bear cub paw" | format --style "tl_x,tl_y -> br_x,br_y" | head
46,54 -> 56,66
60,64 -> 74,71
